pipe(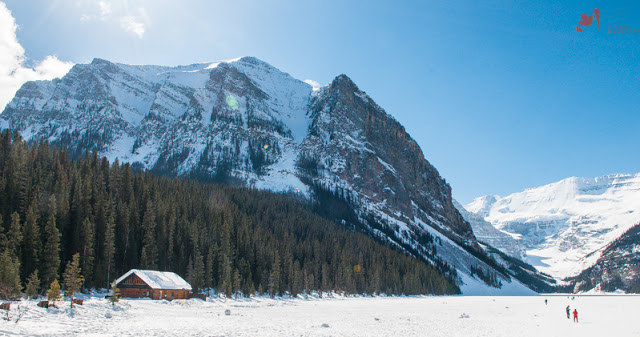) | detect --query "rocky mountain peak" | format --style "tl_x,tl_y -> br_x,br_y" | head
90,57 -> 112,65
330,73 -> 358,90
